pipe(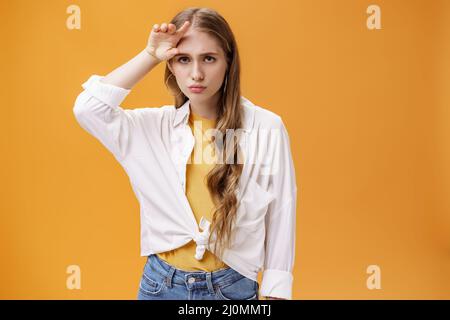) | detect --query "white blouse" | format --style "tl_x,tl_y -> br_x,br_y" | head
73,74 -> 298,299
